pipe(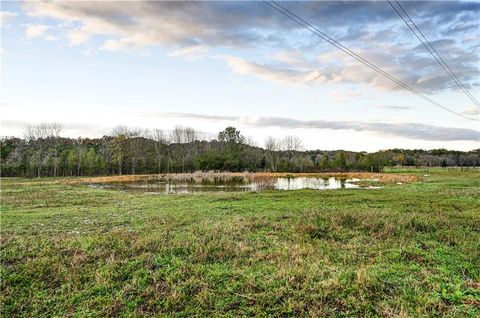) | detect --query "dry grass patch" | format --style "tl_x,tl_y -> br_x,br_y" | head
59,171 -> 421,185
